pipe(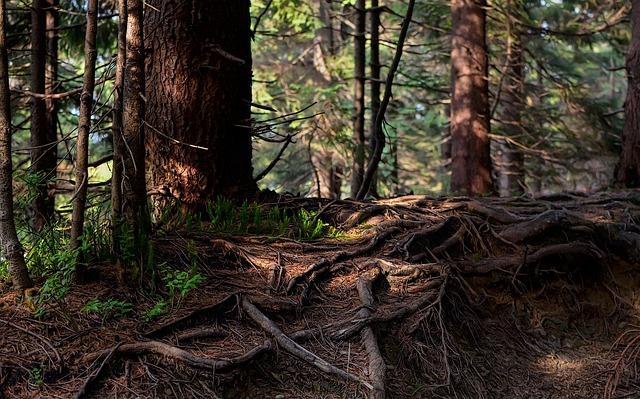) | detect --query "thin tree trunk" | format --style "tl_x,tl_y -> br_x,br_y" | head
119,0 -> 149,261
450,0 -> 492,195
44,0 -> 58,208
145,0 -> 256,213
368,0 -> 381,197
494,0 -> 524,197
0,0 -> 33,290
30,0 -> 55,231
70,0 -> 98,269
615,0 -> 640,187
110,0 -> 126,254
350,0 -> 366,198
356,0 -> 415,200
